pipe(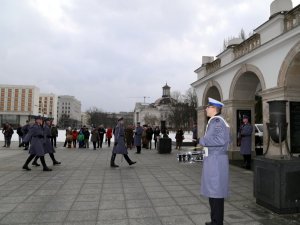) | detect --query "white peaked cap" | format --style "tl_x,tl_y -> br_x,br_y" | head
208,97 -> 224,108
